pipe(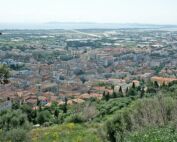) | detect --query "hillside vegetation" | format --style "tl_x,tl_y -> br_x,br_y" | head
31,123 -> 101,142
1,80 -> 177,142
